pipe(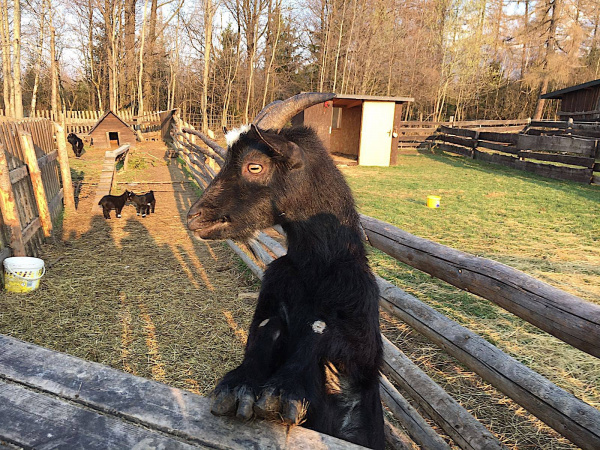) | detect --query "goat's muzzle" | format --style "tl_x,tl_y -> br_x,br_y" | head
187,200 -> 230,240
